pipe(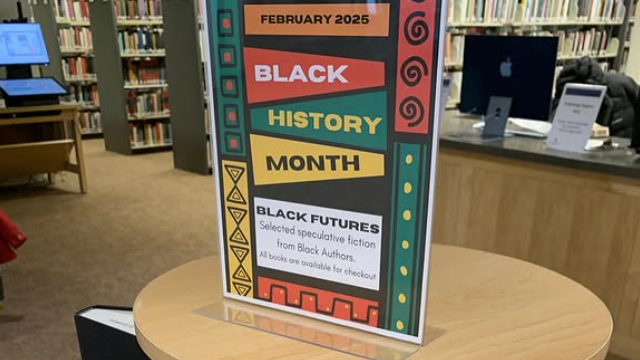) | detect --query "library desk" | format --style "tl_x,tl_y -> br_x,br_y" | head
0,105 -> 87,193
133,245 -> 611,360
434,112 -> 640,359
